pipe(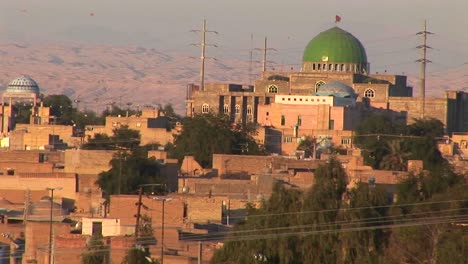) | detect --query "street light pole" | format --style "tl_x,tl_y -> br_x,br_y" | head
46,187 -> 62,264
